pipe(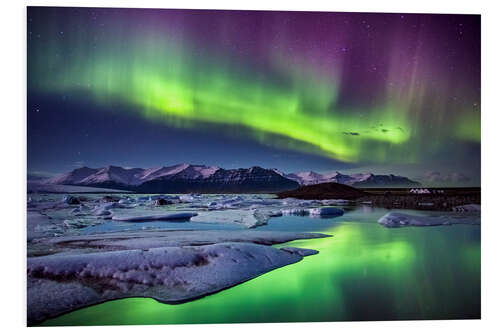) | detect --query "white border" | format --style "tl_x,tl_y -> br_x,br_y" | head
2,0 -> 499,332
